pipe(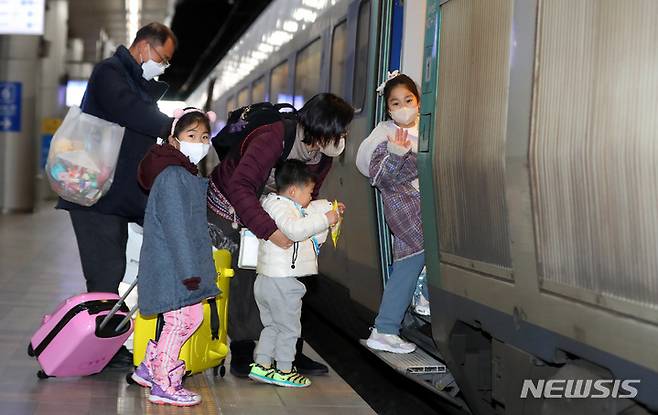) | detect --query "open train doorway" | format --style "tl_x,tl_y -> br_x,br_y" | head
351,0 -> 465,409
